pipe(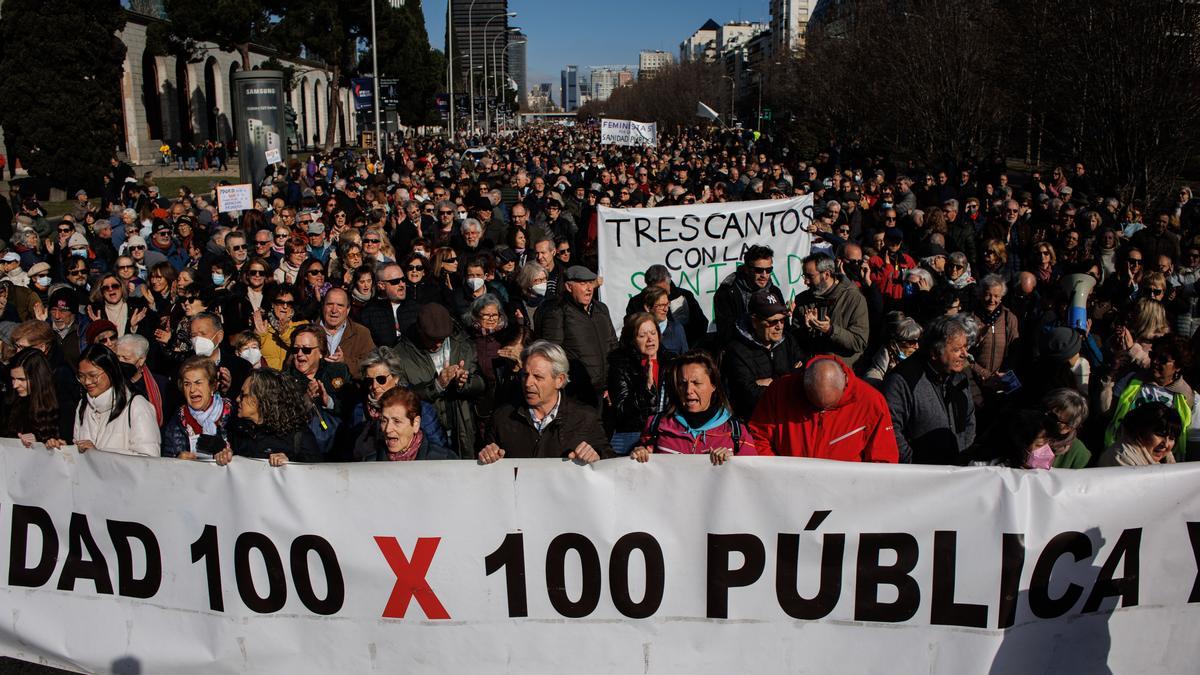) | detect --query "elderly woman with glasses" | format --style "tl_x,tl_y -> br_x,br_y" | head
350,346 -> 449,459
253,283 -> 302,370
87,272 -> 154,338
